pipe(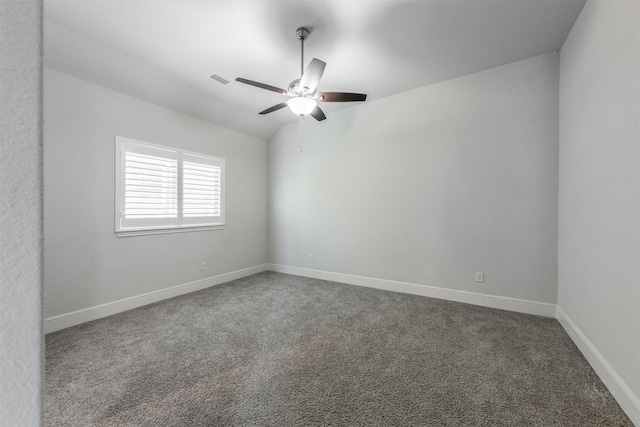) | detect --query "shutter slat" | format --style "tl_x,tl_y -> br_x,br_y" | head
125,183 -> 178,190
126,171 -> 177,179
